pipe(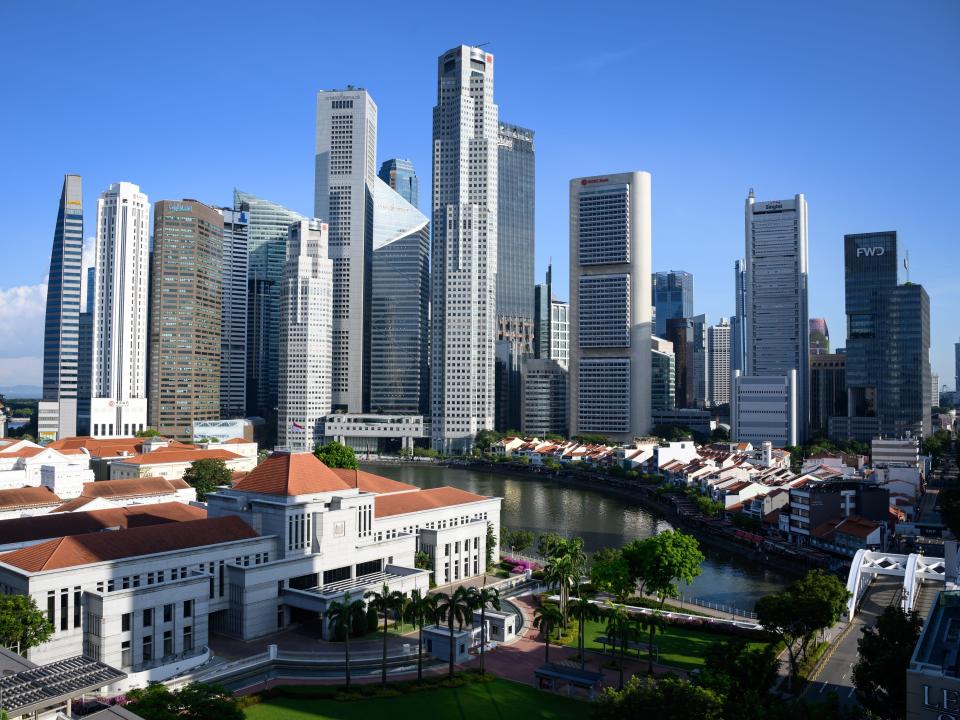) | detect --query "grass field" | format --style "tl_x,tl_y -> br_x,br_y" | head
558,618 -> 770,670
243,679 -> 585,720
